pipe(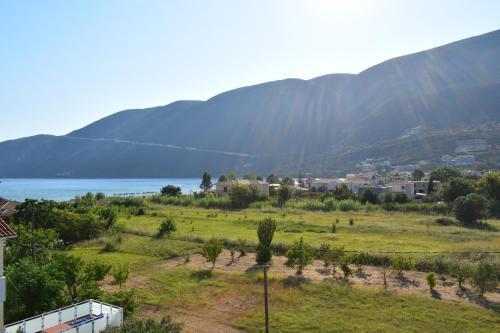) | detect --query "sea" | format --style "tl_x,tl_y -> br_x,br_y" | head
0,178 -> 201,202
